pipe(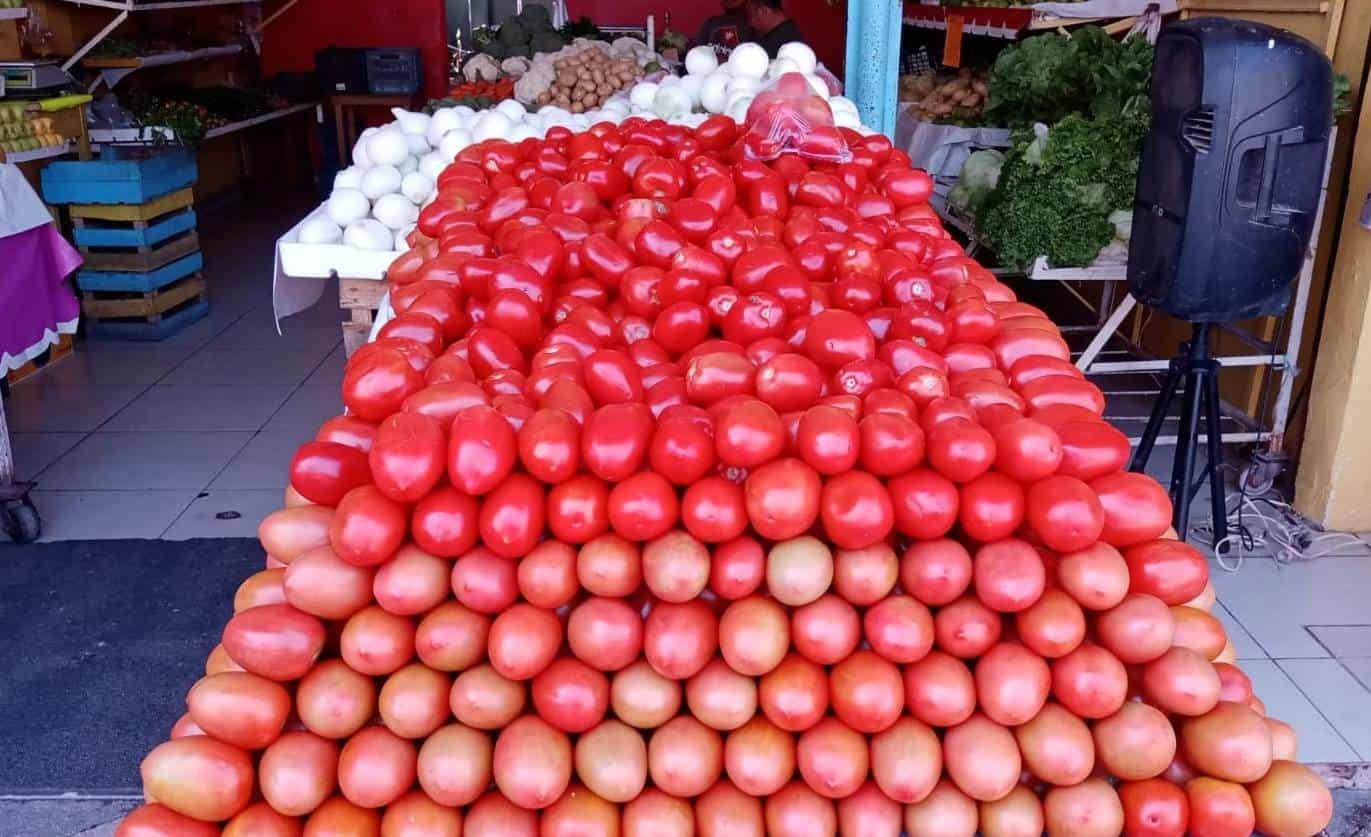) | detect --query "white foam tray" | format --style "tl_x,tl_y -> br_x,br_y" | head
277,203 -> 402,281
